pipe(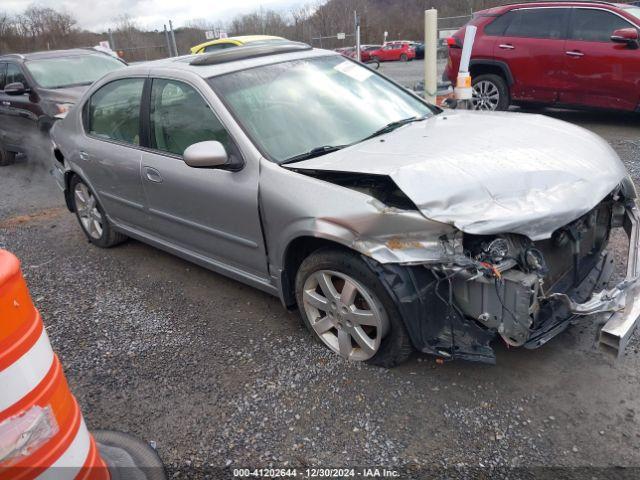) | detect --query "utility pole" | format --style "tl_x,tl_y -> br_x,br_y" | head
354,11 -> 361,62
424,9 -> 438,104
108,28 -> 116,50
169,20 -> 178,56
163,24 -> 172,57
